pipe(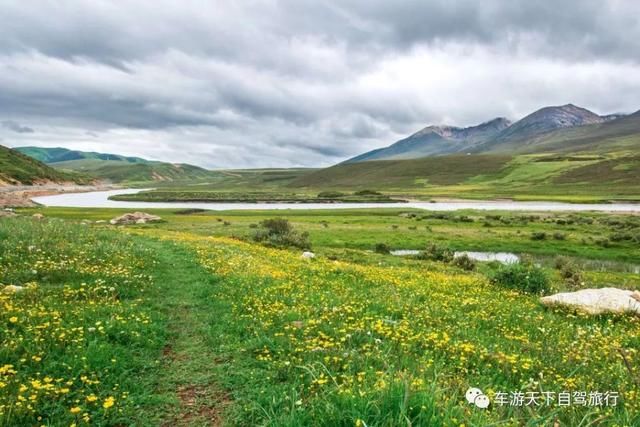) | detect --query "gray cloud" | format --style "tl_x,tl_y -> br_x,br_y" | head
0,1 -> 639,168
2,120 -> 34,133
